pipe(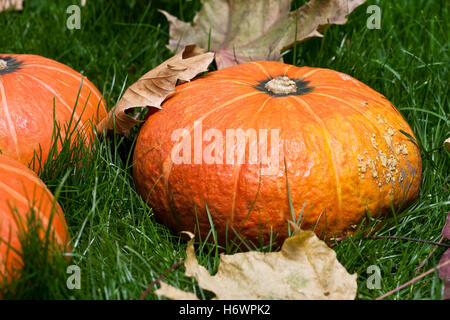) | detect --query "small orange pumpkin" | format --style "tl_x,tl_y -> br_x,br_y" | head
0,155 -> 69,283
0,54 -> 107,171
133,61 -> 422,246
